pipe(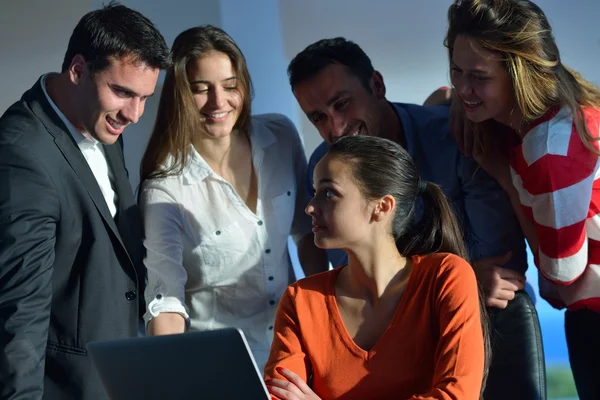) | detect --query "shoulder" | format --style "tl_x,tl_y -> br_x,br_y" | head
0,99 -> 45,146
139,173 -> 183,203
285,269 -> 335,302
519,107 -> 599,178
414,252 -> 474,284
252,113 -> 298,137
393,102 -> 451,140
